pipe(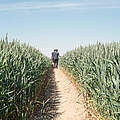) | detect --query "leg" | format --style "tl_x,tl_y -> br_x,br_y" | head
54,59 -> 57,68
56,59 -> 58,68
